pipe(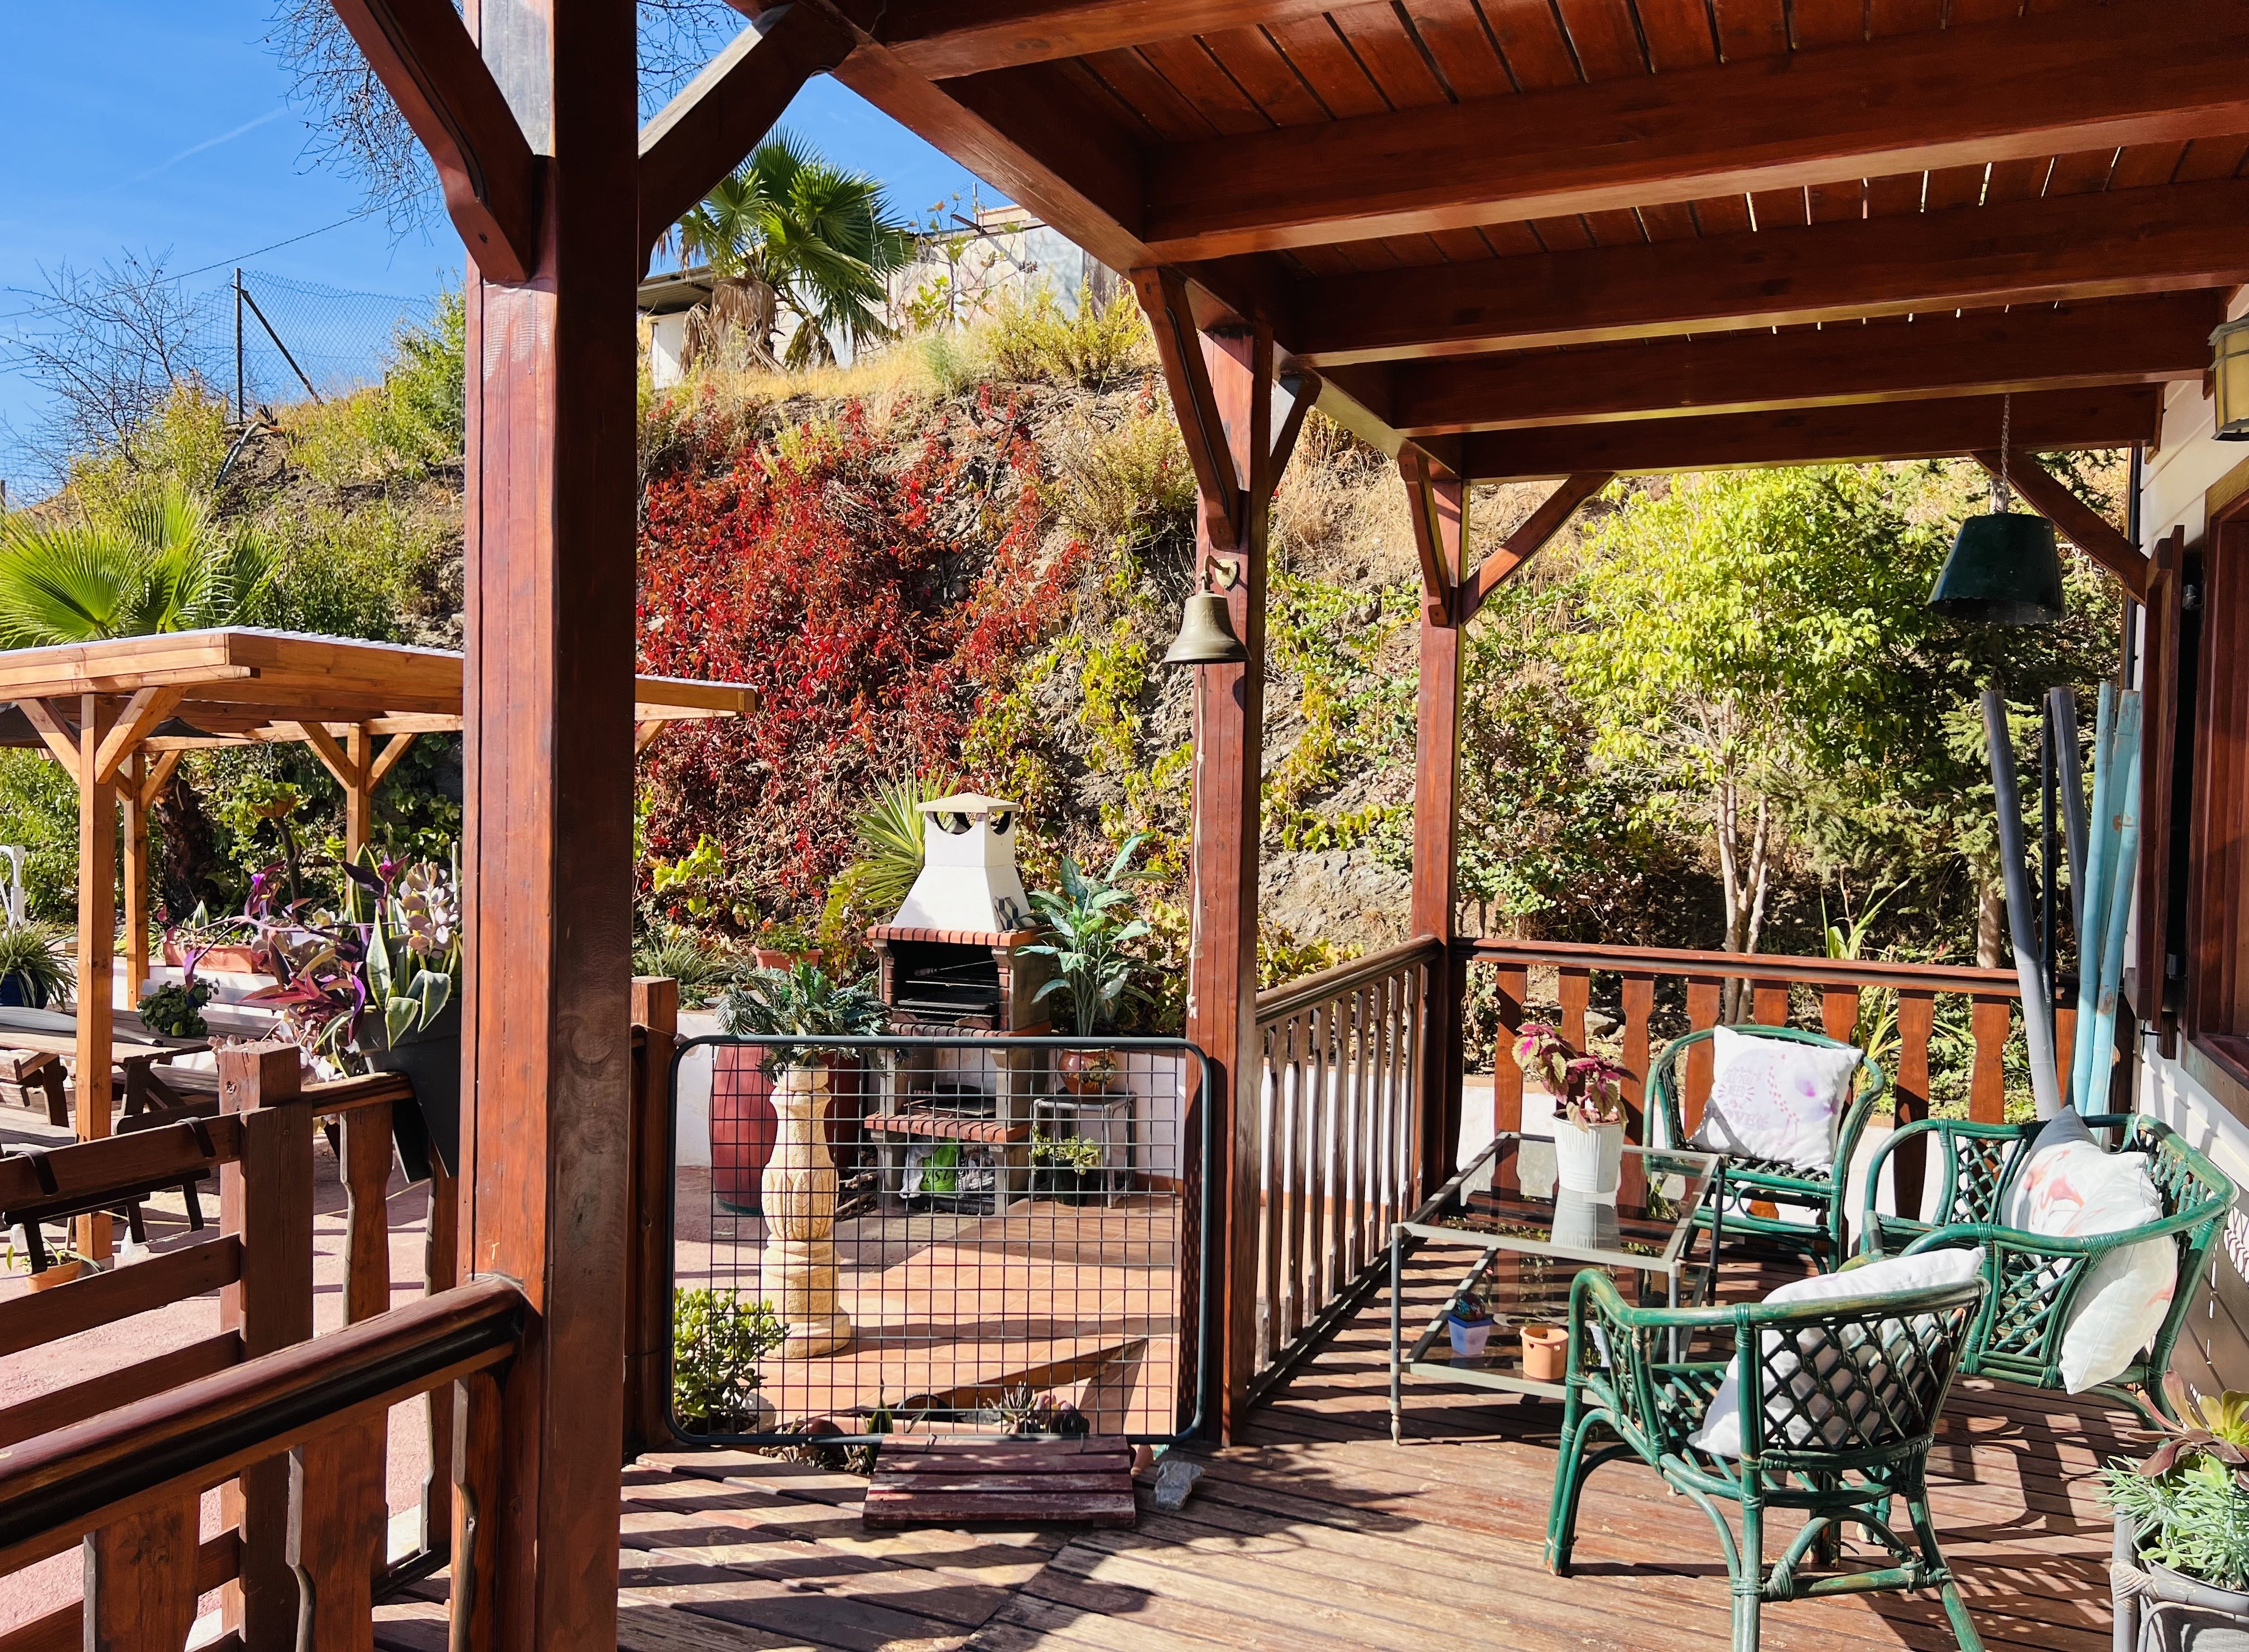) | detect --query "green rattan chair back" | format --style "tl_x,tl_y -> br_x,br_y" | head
1647,1023 -> 1887,1268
